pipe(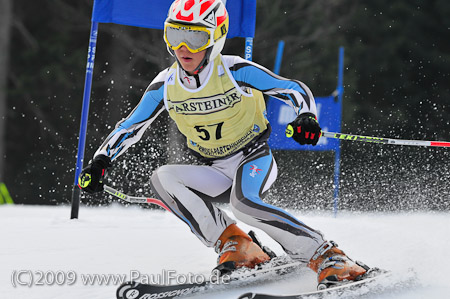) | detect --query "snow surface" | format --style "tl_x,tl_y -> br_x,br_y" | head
1,204 -> 449,299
